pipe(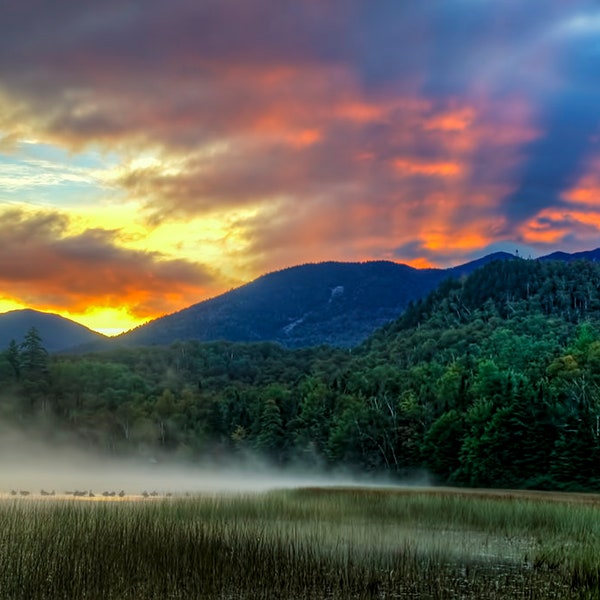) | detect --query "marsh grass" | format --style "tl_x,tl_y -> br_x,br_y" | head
0,487 -> 599,598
